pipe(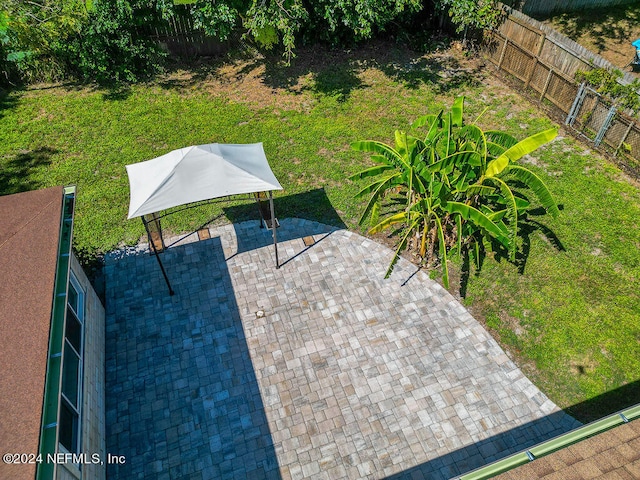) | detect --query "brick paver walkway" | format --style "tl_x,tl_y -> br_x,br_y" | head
105,218 -> 580,479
